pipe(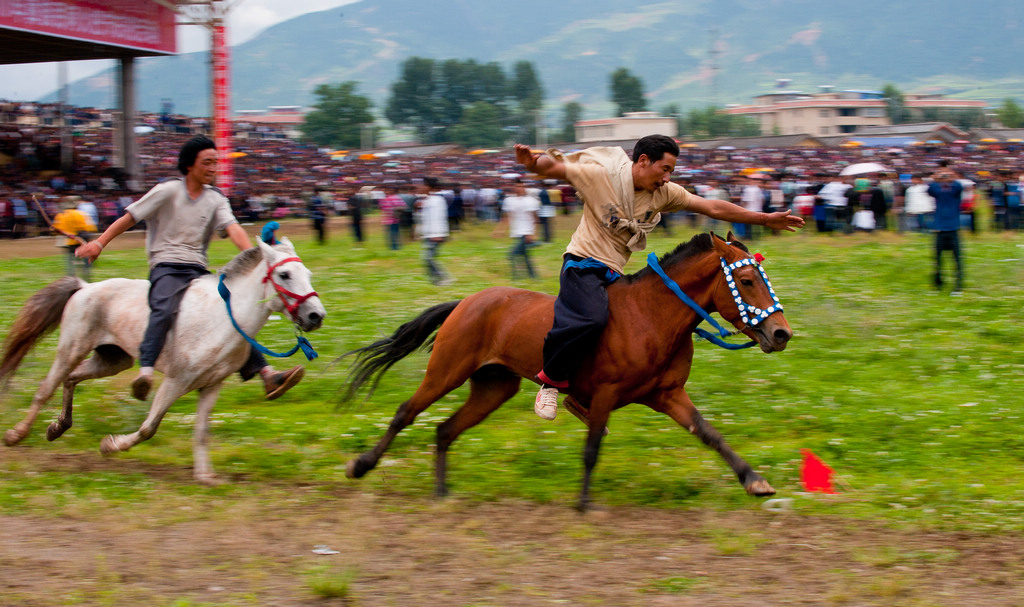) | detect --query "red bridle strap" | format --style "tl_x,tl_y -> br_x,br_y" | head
263,257 -> 318,319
